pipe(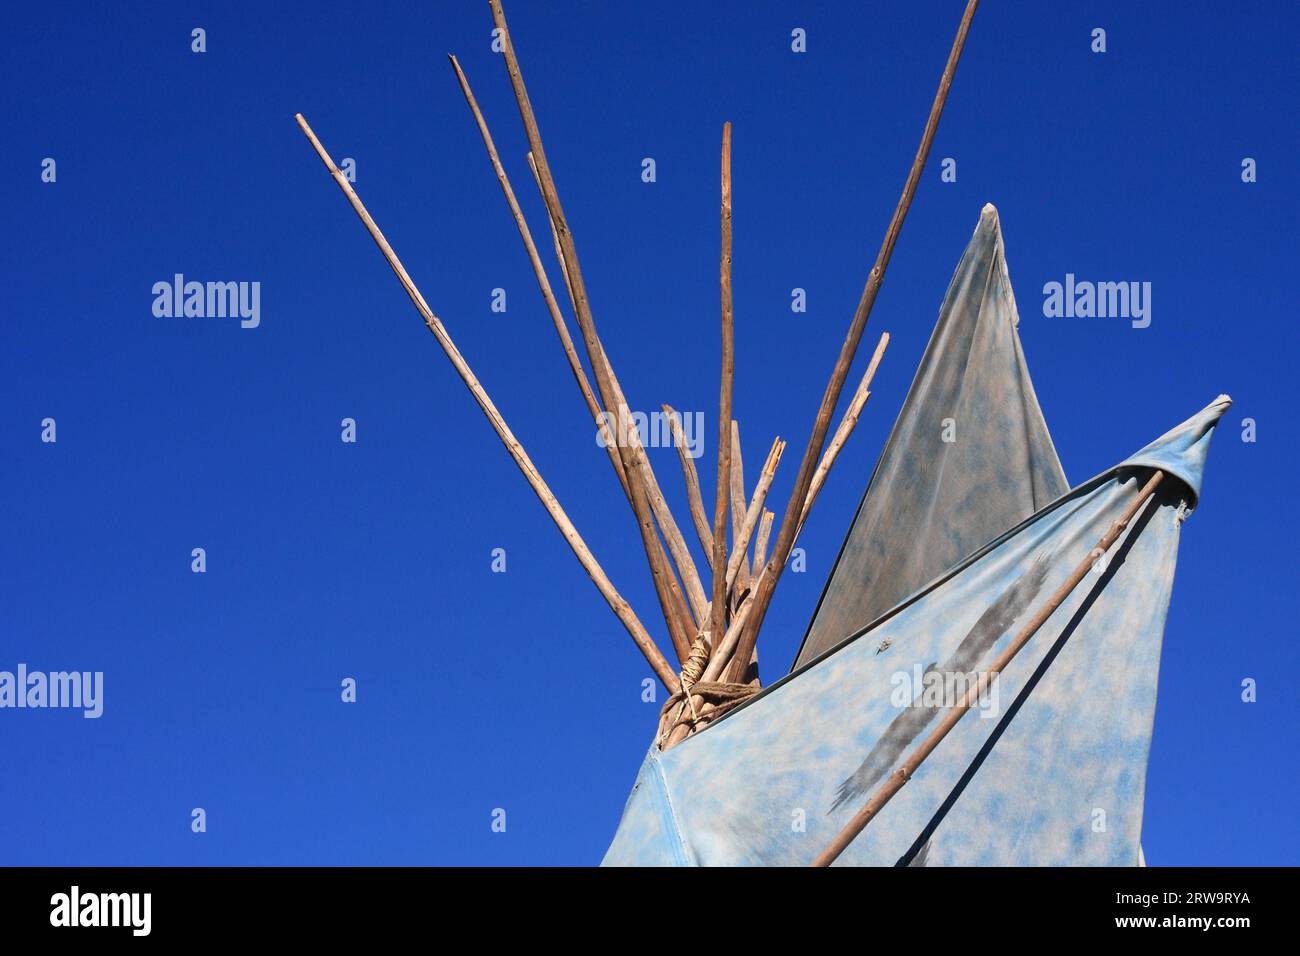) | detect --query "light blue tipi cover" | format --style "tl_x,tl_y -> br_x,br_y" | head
603,396 -> 1229,866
